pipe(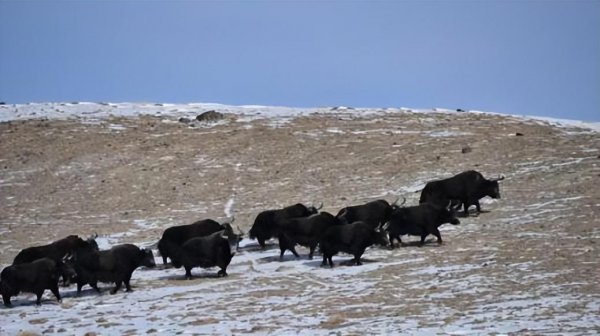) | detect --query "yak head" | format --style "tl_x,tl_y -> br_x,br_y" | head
221,219 -> 244,250
216,229 -> 240,255
485,176 -> 505,199
57,260 -> 77,286
390,196 -> 407,211
140,249 -> 157,268
438,201 -> 461,225
306,202 -> 324,215
373,223 -> 391,247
